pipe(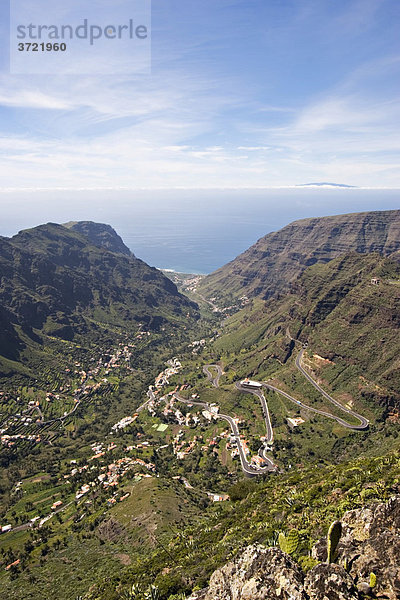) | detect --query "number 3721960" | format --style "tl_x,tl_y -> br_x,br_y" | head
18,42 -> 67,51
